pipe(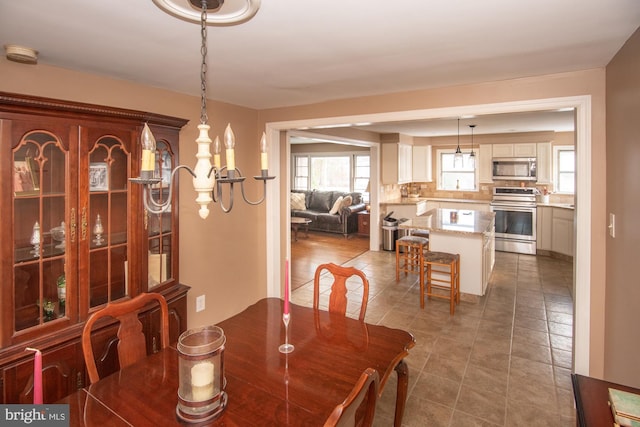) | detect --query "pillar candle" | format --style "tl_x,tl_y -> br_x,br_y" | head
26,347 -> 43,404
284,259 -> 289,315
